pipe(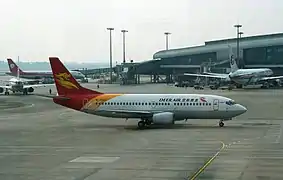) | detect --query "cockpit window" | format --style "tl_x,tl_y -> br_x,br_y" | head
226,100 -> 236,106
